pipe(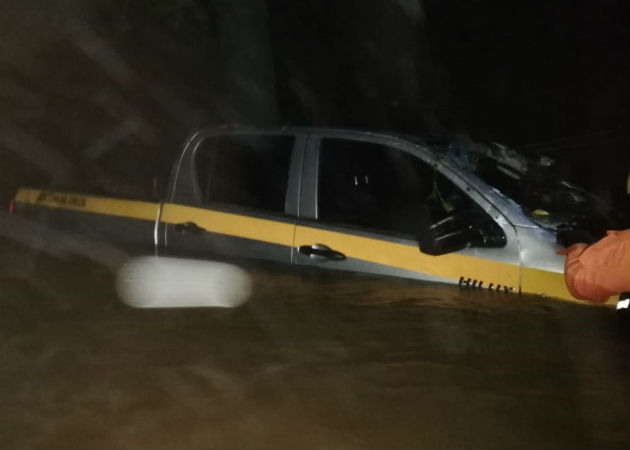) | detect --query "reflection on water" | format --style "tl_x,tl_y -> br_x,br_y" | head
0,247 -> 628,449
